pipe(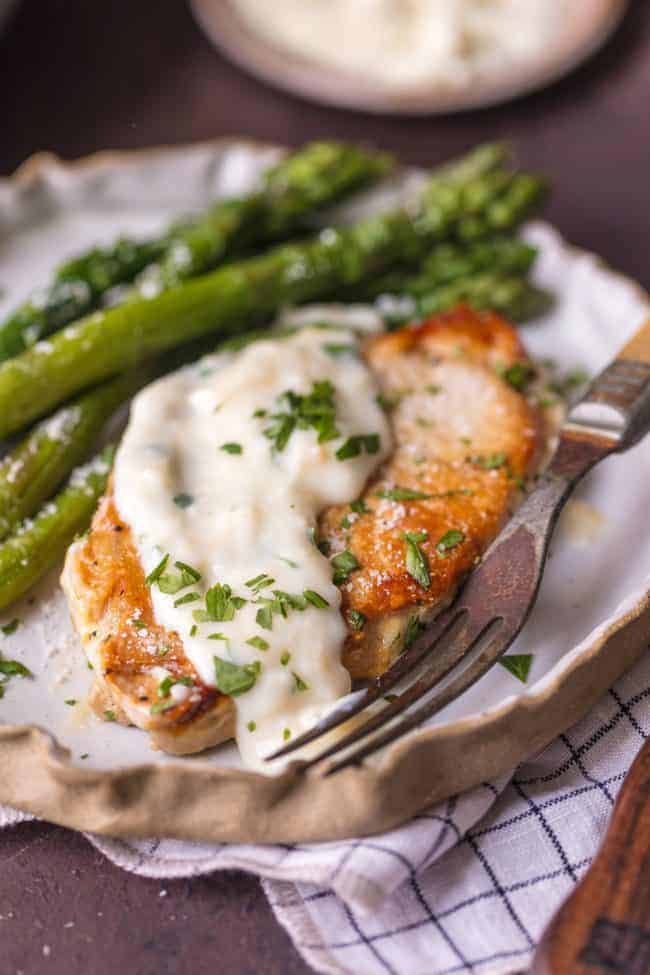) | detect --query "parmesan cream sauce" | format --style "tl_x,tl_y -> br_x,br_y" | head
114,326 -> 391,770
232,0 -> 565,89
